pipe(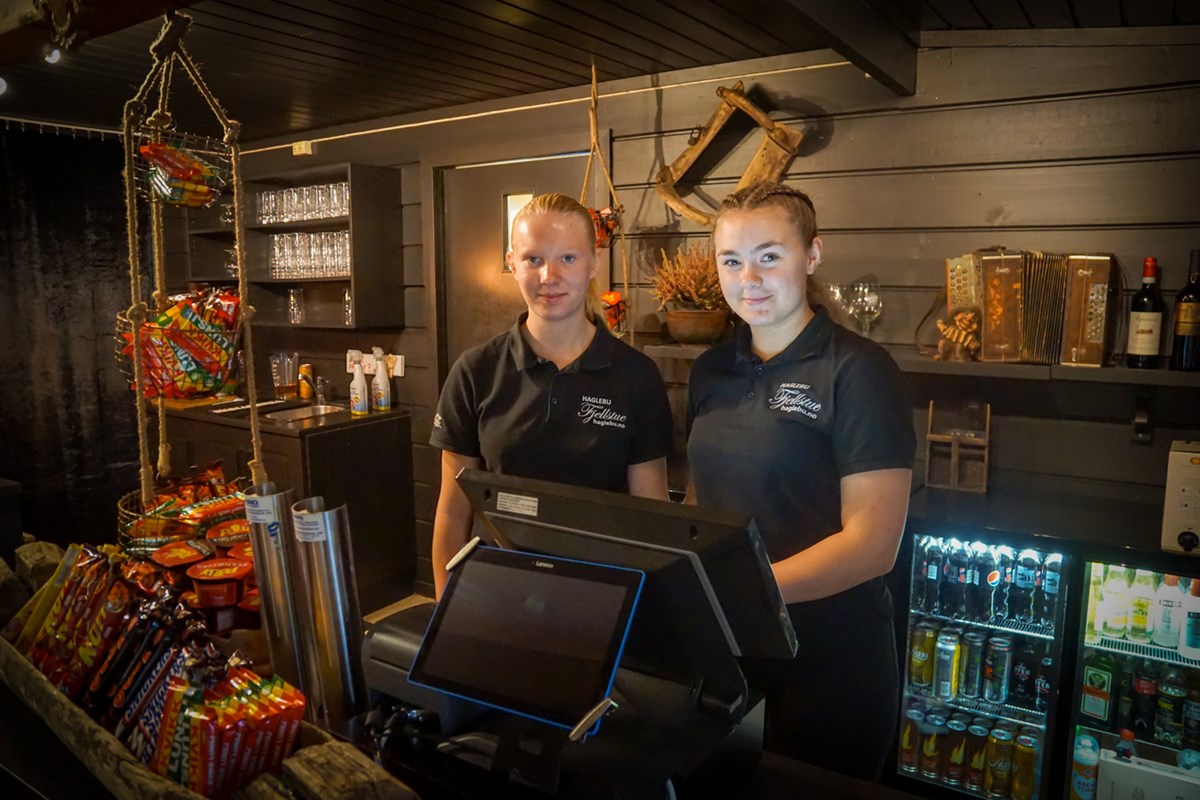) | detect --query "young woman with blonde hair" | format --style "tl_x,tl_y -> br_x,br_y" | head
430,193 -> 673,596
